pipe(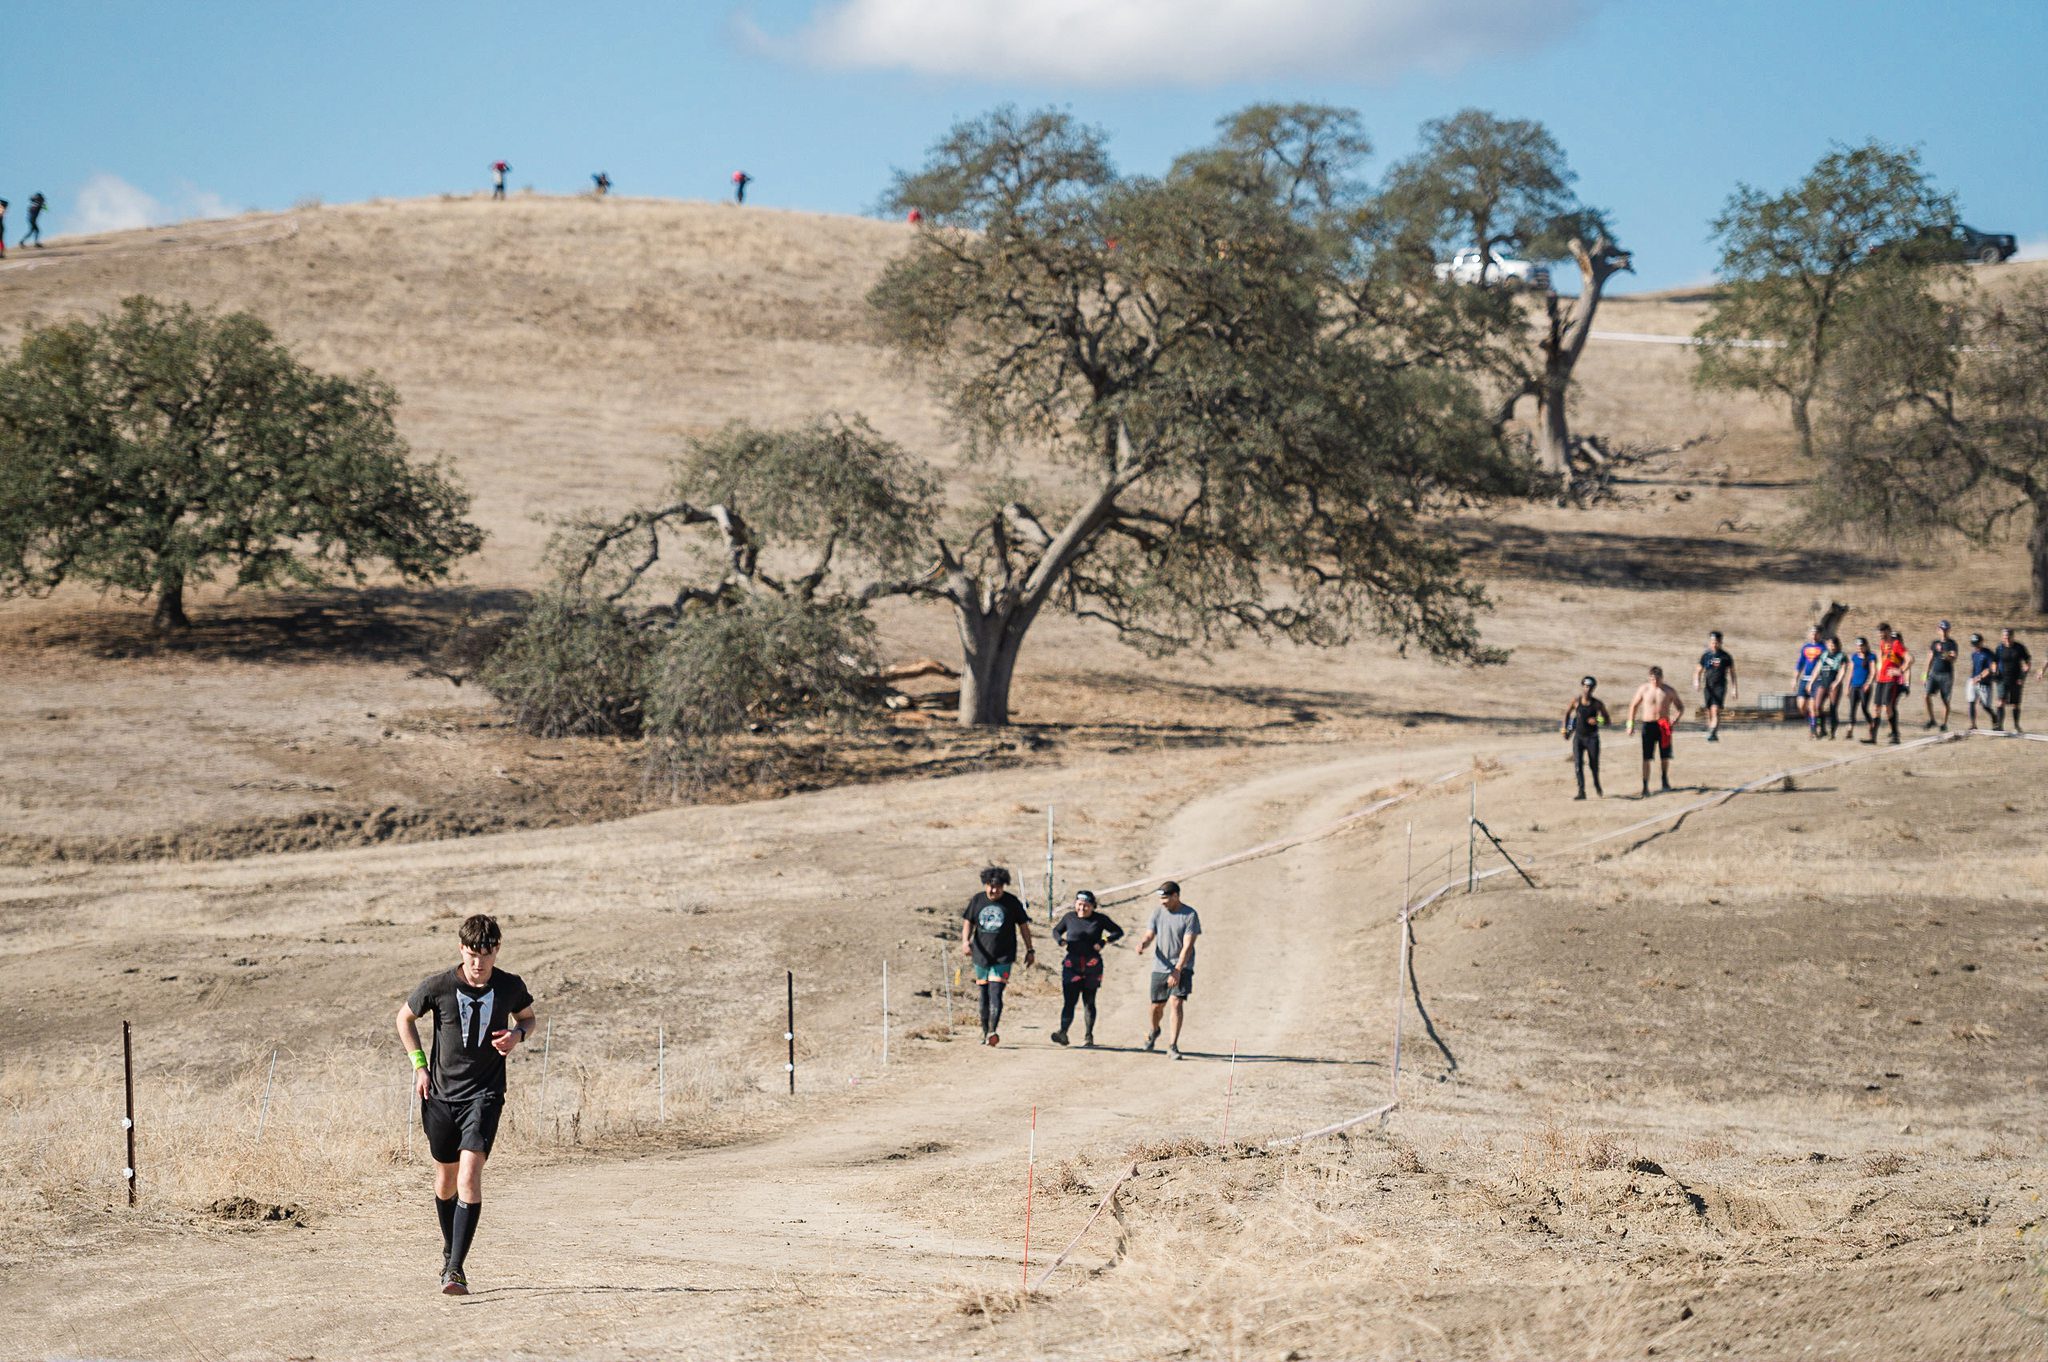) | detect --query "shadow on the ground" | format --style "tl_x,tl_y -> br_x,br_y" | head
1,585 -> 529,665
1455,522 -> 1886,591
